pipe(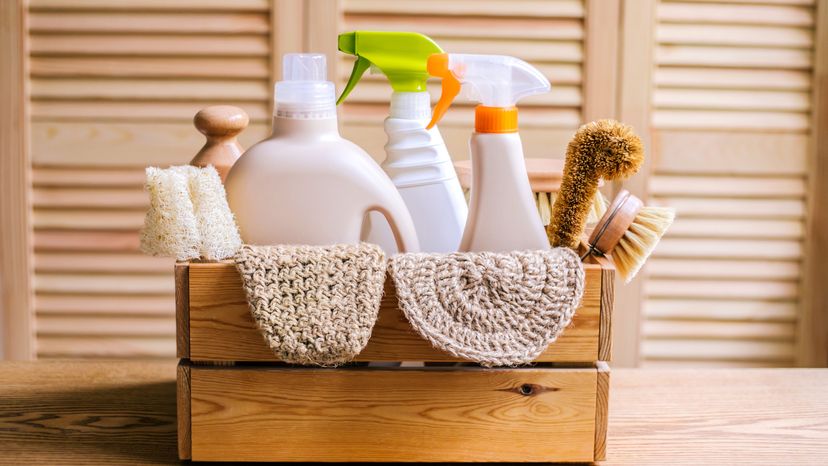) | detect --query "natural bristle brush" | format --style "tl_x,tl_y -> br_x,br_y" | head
455,158 -> 609,227
549,119 -> 644,249
584,190 -> 675,282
